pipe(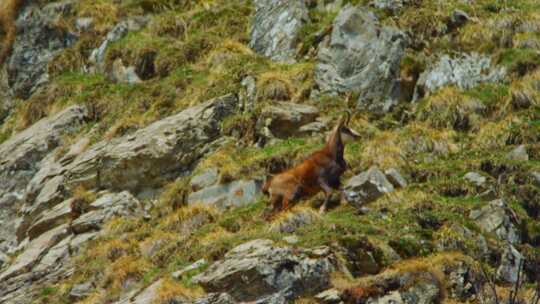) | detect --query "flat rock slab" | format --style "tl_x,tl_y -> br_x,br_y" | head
188,180 -> 261,211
